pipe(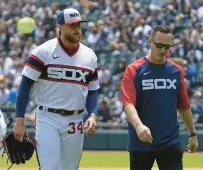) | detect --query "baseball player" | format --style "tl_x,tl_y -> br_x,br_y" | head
13,8 -> 99,170
122,25 -> 198,170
